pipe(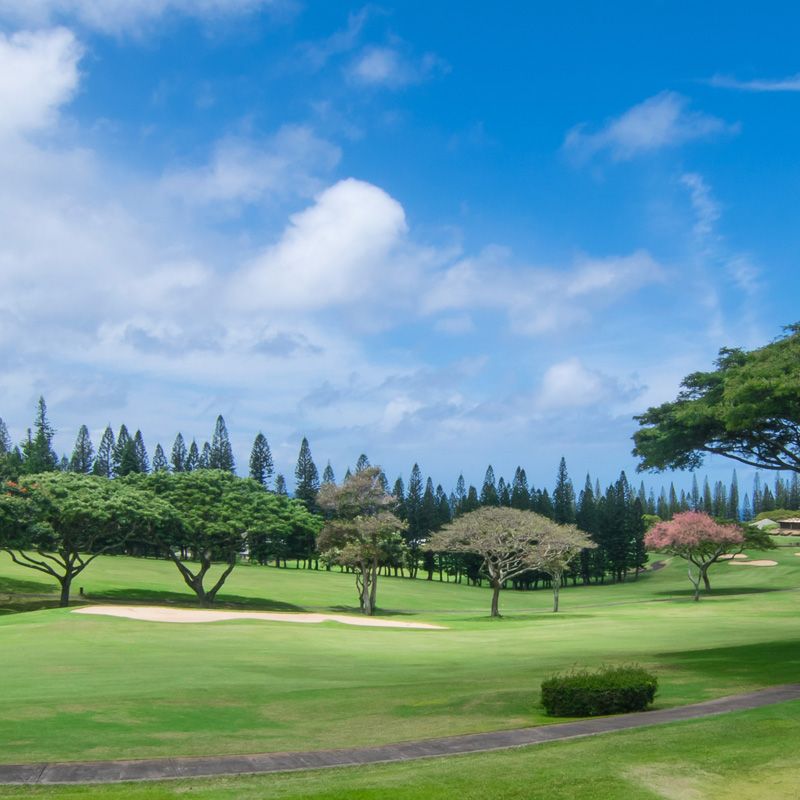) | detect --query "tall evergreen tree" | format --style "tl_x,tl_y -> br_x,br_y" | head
112,425 -> 132,476
454,473 -> 467,515
200,441 -> 211,469
728,470 -> 740,520
790,474 -> 800,510
480,465 -> 499,506
712,481 -> 727,517
133,430 -> 149,473
435,484 -> 451,527
0,417 -> 11,454
152,444 -> 169,472
463,485 -> 480,512
171,433 -> 187,473
275,473 -> 287,495
690,475 -> 701,510
186,439 -> 200,471
209,415 -> 235,472
248,432 -> 274,487
21,396 -> 58,473
322,462 -> 336,486
419,478 -> 439,535
497,476 -> 511,506
355,454 -> 370,473
553,457 -> 576,523
537,488 -> 555,518
92,425 -> 115,477
293,437 -> 319,508
392,476 -> 406,520
510,467 -> 530,510
405,464 -> 423,536
69,425 -> 94,473
752,473 -> 763,515
741,493 -> 753,521
702,478 -> 713,514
